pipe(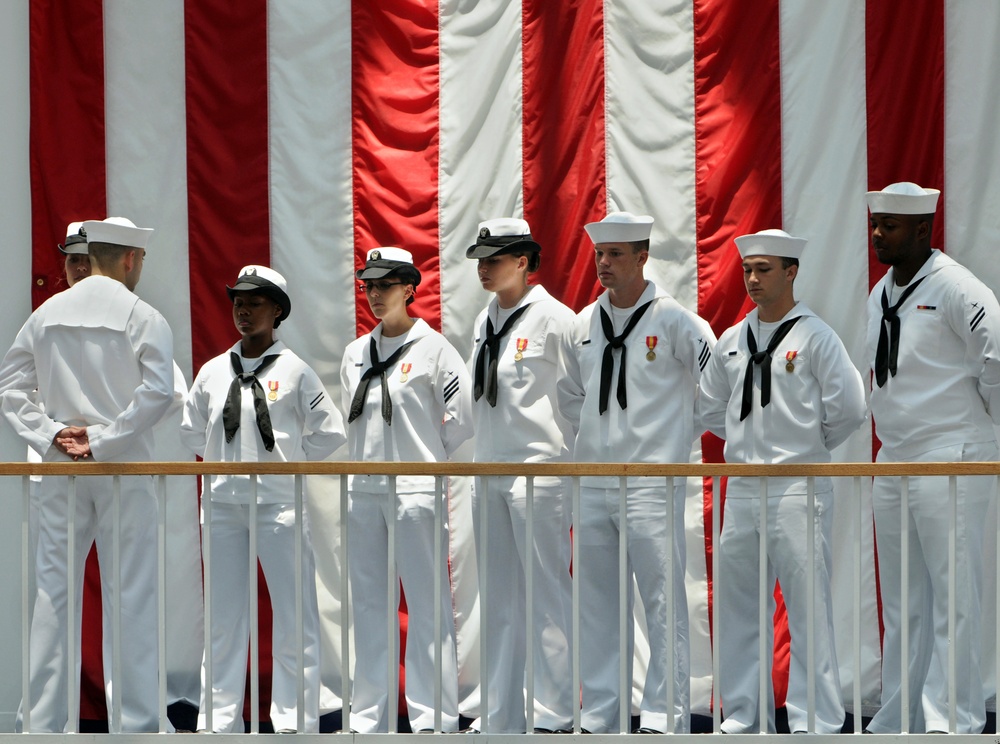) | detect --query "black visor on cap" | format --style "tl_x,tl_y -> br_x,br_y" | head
58,234 -> 88,254
465,234 -> 542,260
356,260 -> 421,286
